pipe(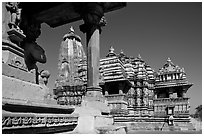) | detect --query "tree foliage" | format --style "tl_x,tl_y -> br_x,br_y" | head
194,105 -> 202,121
